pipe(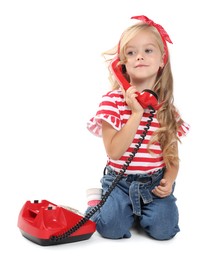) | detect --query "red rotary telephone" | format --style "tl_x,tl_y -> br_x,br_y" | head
17,200 -> 96,246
